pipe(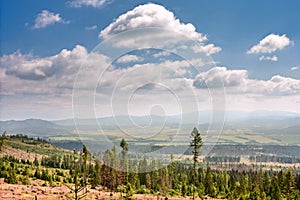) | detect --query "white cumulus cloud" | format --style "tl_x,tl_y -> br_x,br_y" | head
98,3 -> 222,57
0,45 -> 88,80
33,10 -> 69,29
194,67 -> 248,88
247,34 -> 292,54
259,55 -> 278,61
0,45 -> 110,97
263,75 -> 300,95
193,67 -> 300,96
192,44 -> 222,55
99,3 -> 207,42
